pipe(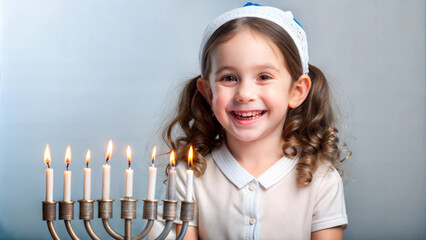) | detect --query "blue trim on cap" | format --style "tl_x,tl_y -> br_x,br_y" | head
293,18 -> 303,29
243,3 -> 303,30
244,2 -> 262,7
